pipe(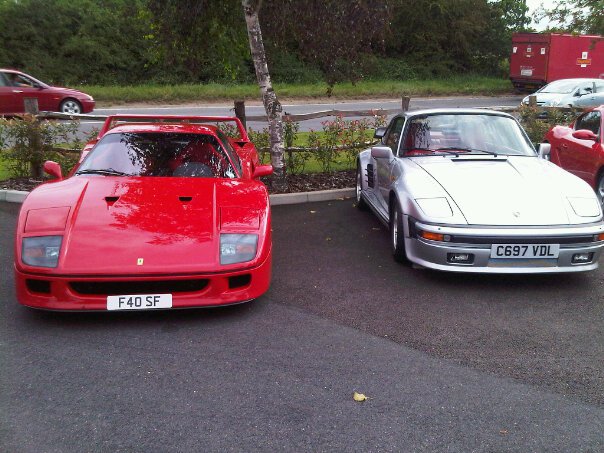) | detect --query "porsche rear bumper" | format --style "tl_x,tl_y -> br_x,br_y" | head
405,218 -> 604,273
15,252 -> 271,310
